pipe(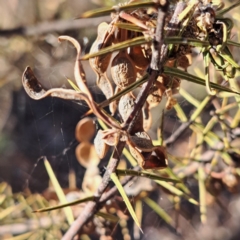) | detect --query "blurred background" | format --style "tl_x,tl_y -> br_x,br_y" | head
0,0 -> 240,239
